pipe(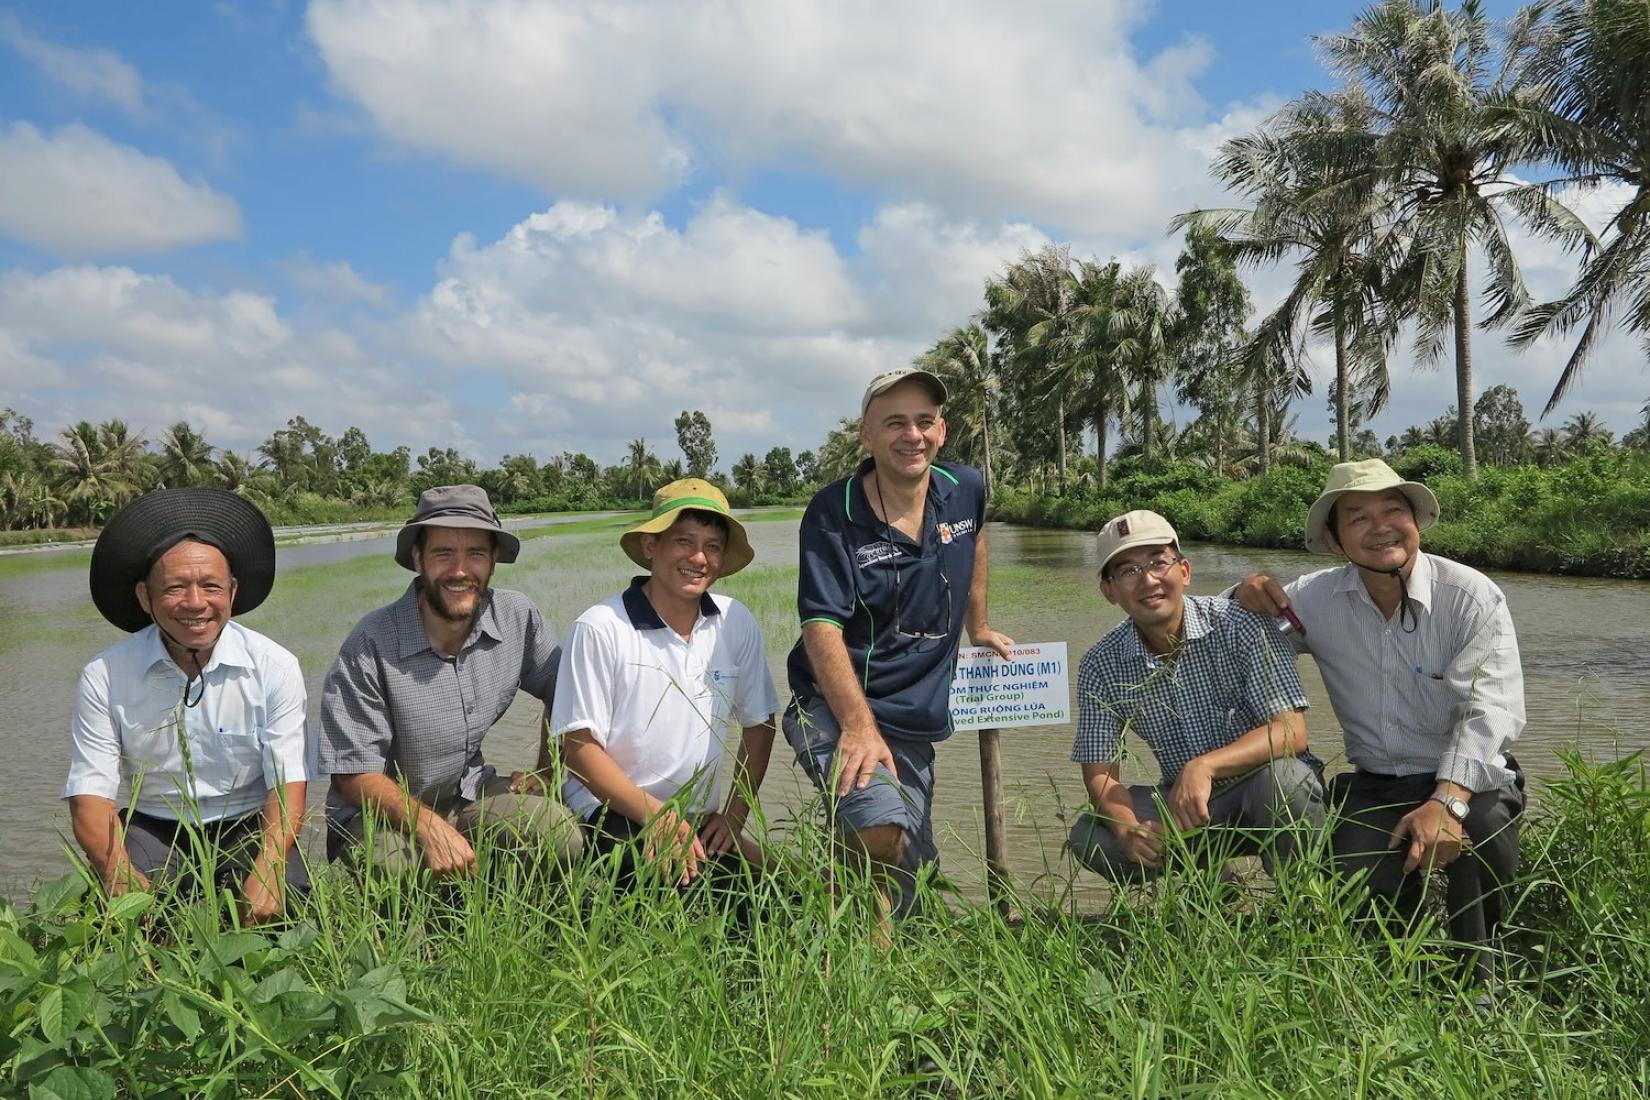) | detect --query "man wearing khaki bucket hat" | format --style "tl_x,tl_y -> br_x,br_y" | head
1234,459 -> 1526,972
549,479 -> 779,886
318,484 -> 583,877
